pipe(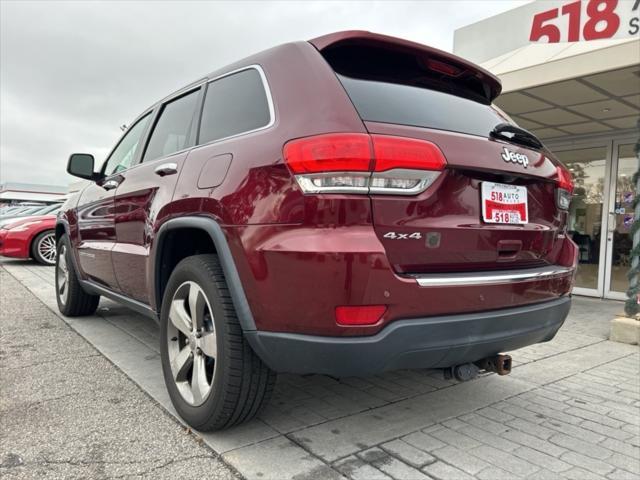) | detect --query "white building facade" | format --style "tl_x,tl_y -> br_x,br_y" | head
0,182 -> 68,205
